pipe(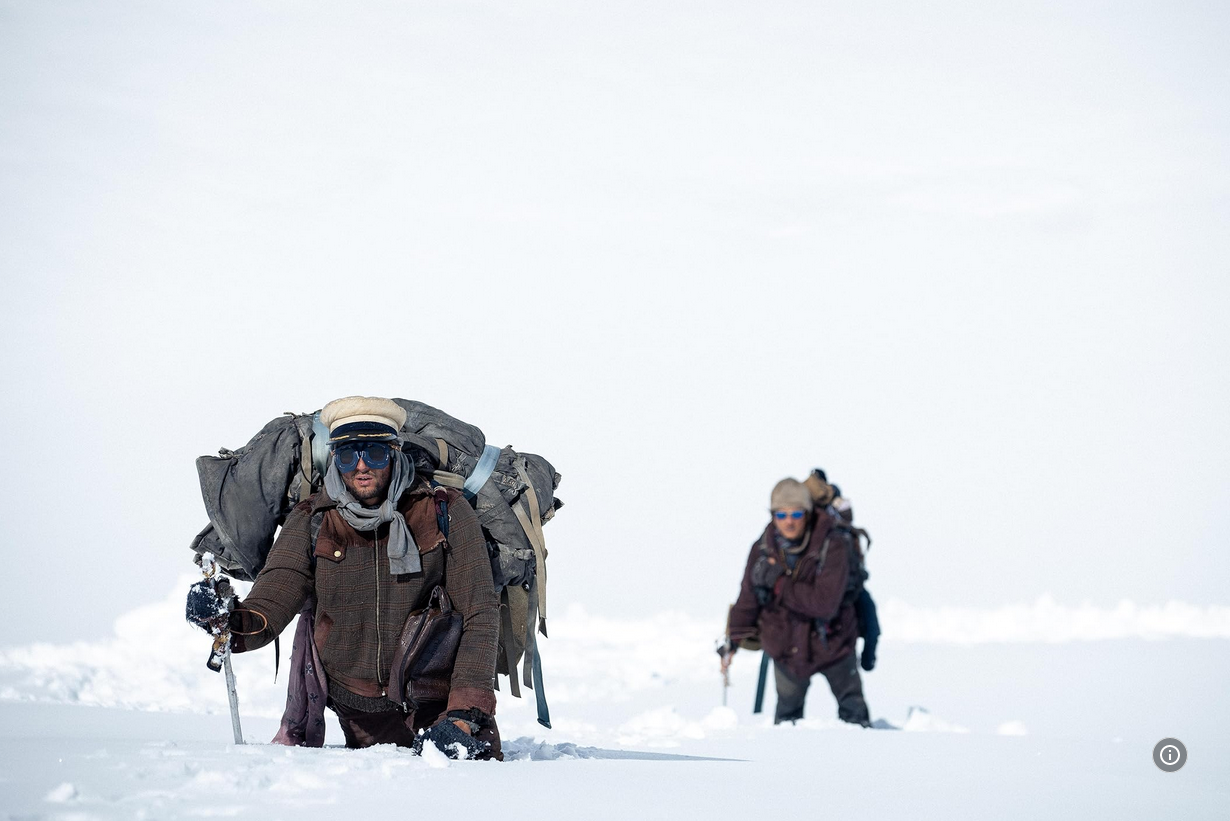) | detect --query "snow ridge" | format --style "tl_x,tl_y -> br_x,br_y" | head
0,581 -> 1225,719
